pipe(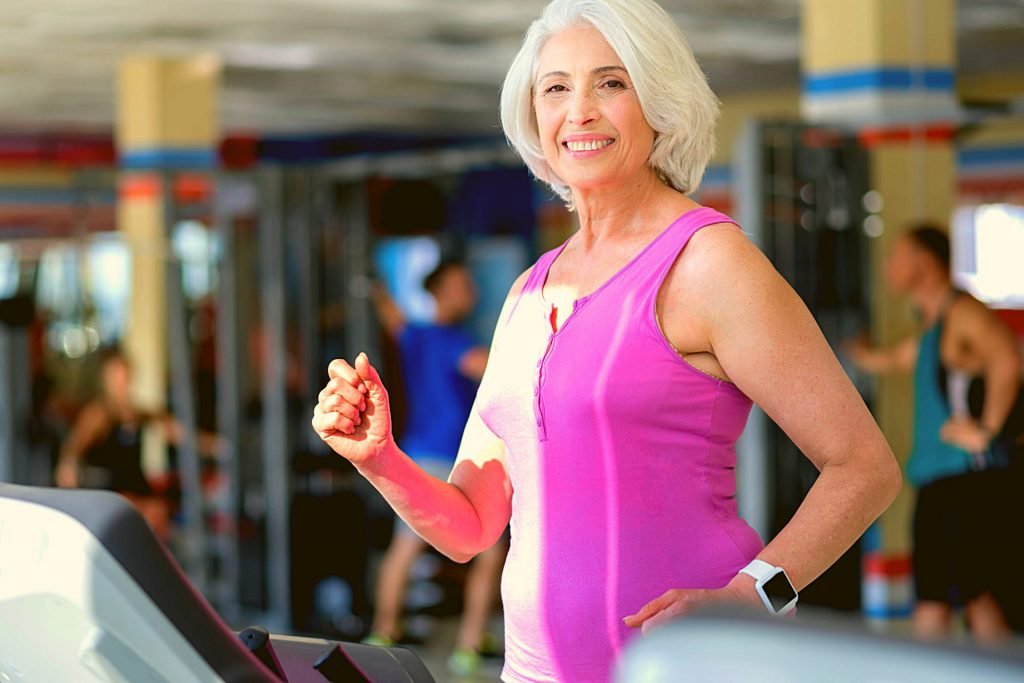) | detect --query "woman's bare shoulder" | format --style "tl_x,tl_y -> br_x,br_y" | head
667,223 -> 772,300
